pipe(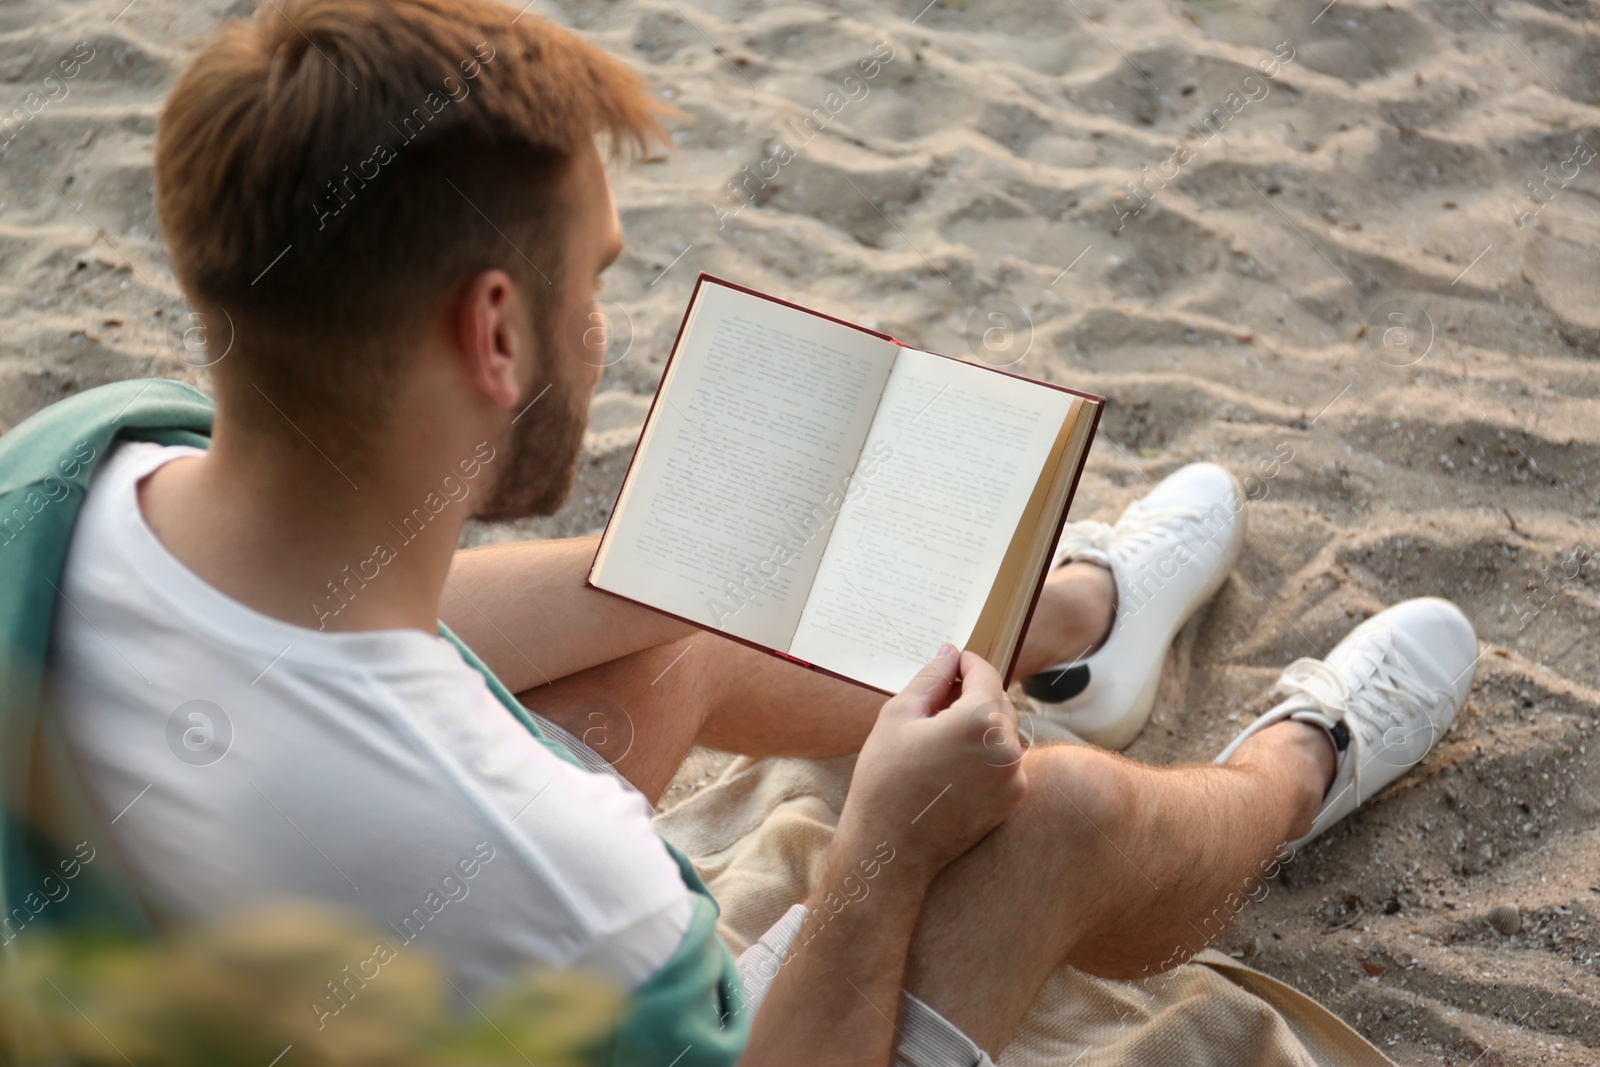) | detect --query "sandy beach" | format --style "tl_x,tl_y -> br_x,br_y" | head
3,0 -> 1597,1062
